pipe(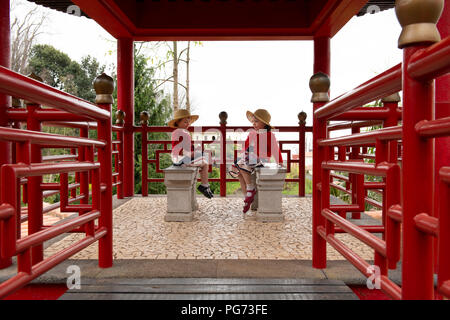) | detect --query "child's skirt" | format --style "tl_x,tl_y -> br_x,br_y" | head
172,151 -> 210,167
